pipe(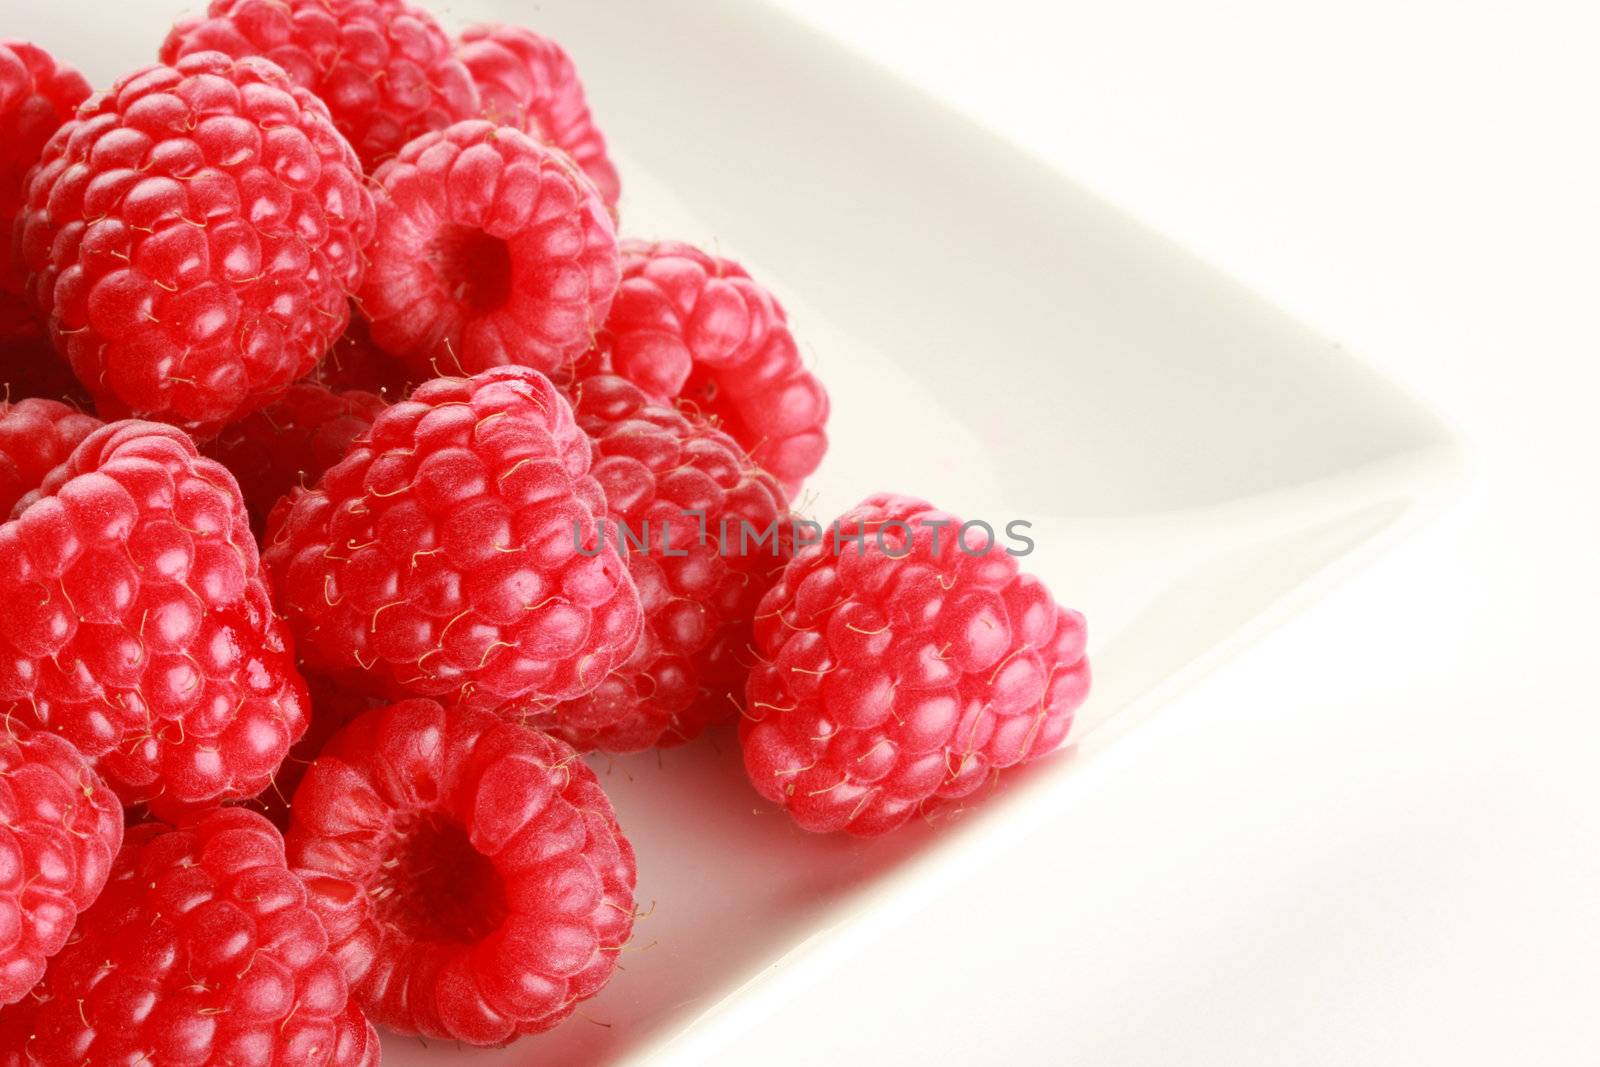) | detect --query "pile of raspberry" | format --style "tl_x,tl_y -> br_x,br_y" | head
0,2 -> 1088,1061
